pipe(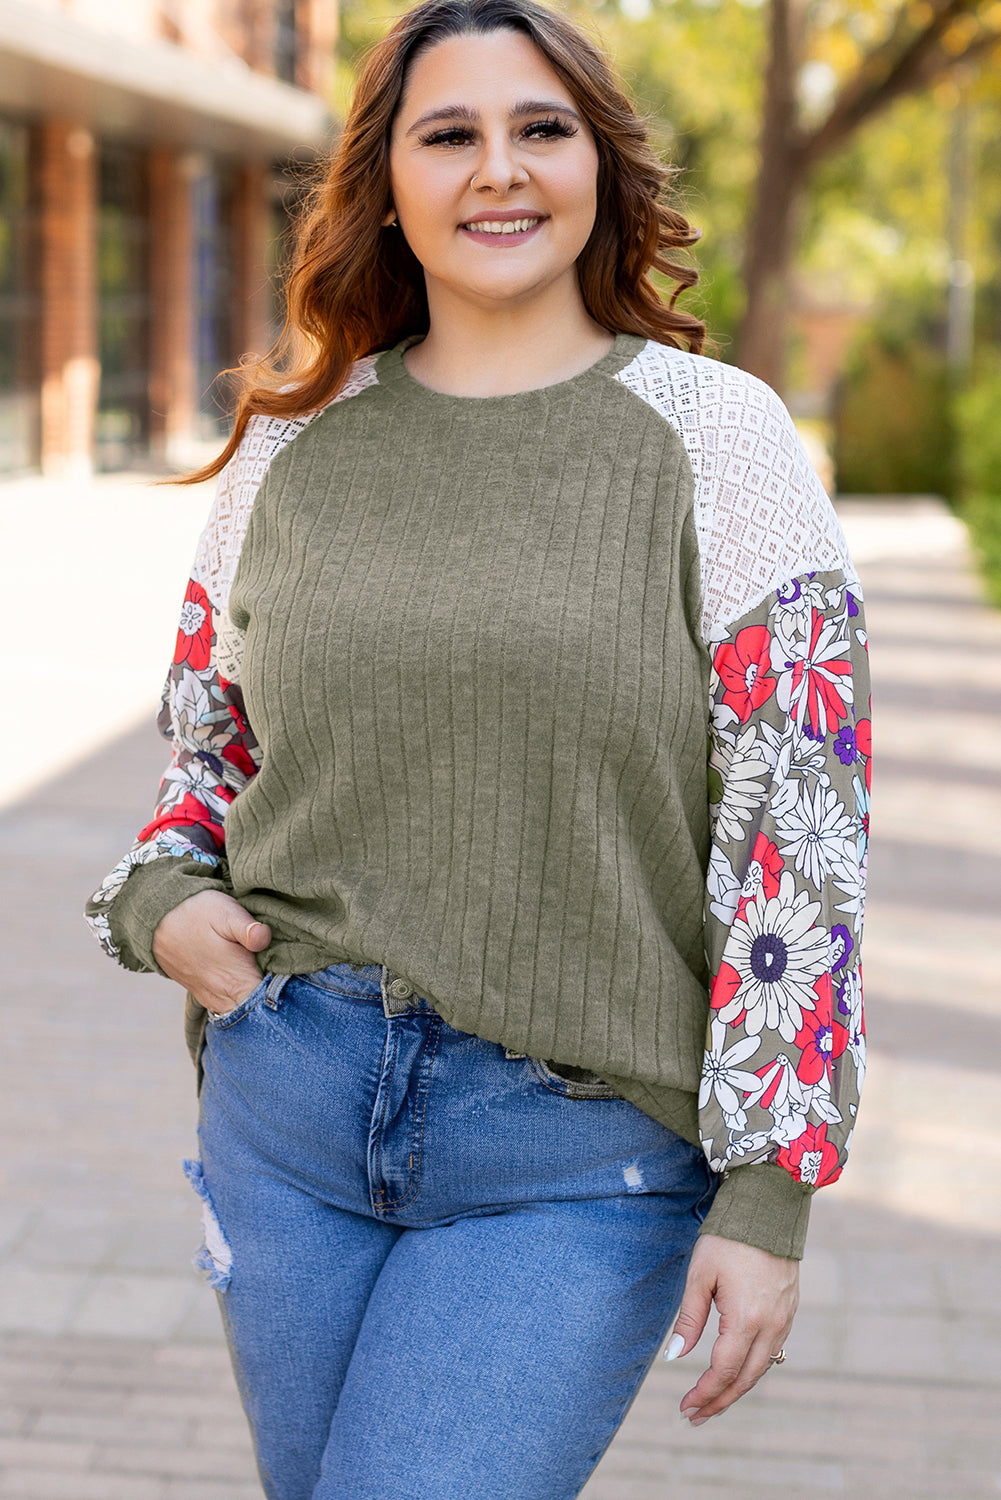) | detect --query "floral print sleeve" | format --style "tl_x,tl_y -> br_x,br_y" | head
83,362 -> 380,973
700,570 -> 869,1202
82,564 -> 261,972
